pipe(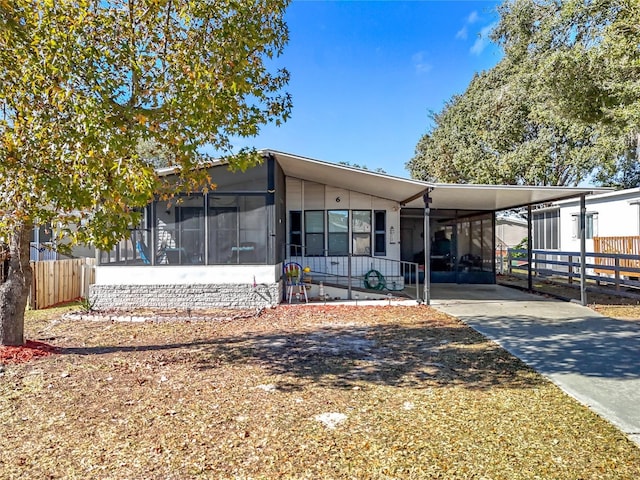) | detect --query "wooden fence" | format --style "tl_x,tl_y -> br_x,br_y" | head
593,236 -> 640,277
506,248 -> 640,299
29,258 -> 96,310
